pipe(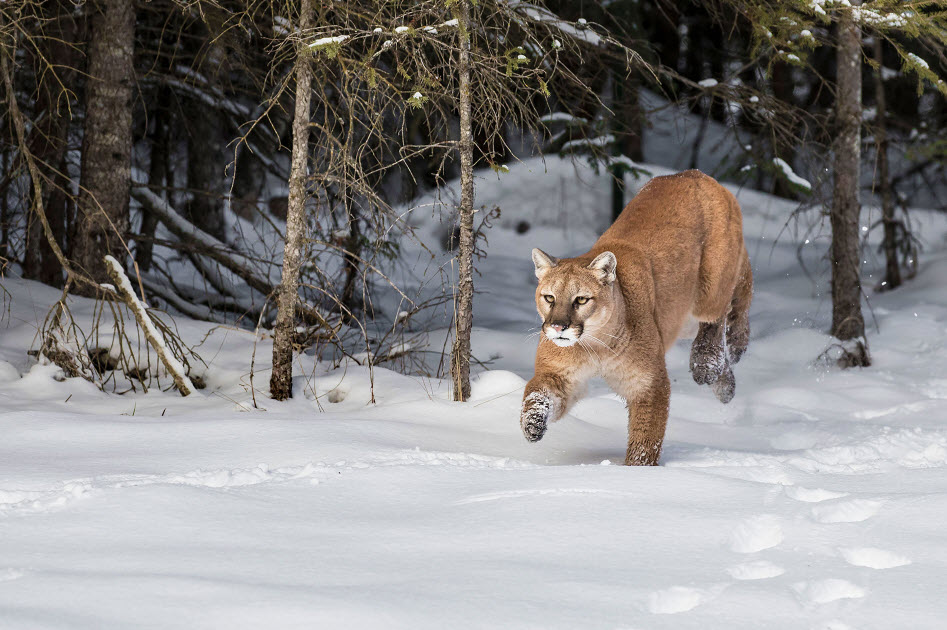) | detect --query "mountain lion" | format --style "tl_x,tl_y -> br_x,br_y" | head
520,170 -> 752,465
